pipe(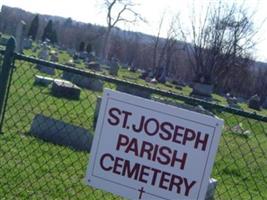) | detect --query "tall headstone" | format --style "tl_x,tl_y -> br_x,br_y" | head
109,57 -> 119,76
15,20 -> 27,53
